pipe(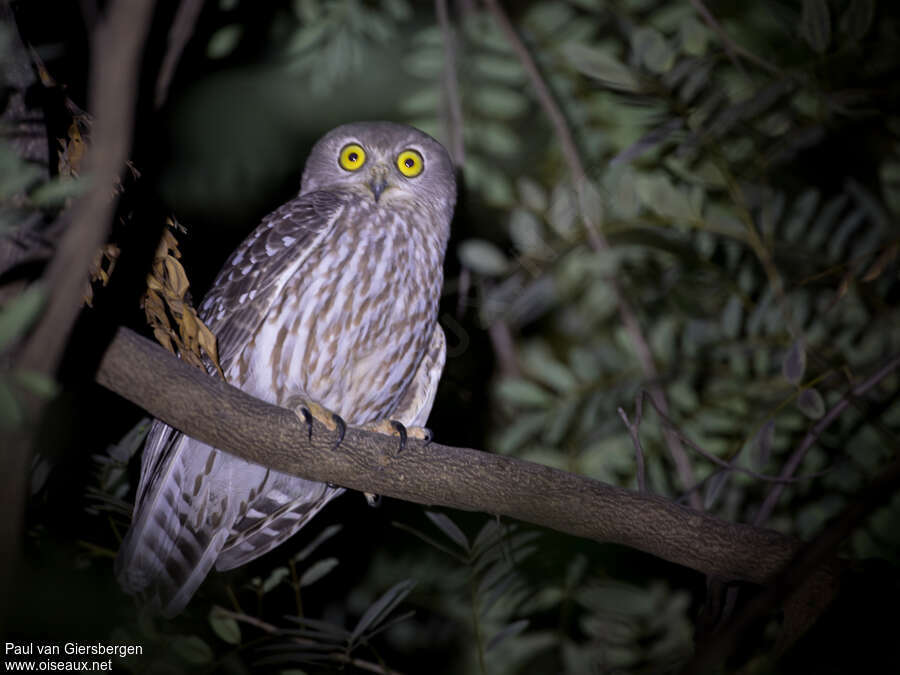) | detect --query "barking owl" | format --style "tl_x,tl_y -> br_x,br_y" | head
116,121 -> 456,617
